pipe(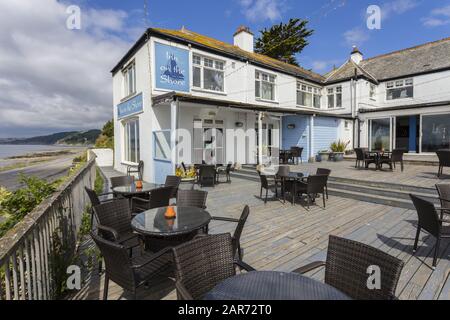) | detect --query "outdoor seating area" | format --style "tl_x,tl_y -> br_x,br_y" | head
70,159 -> 450,301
